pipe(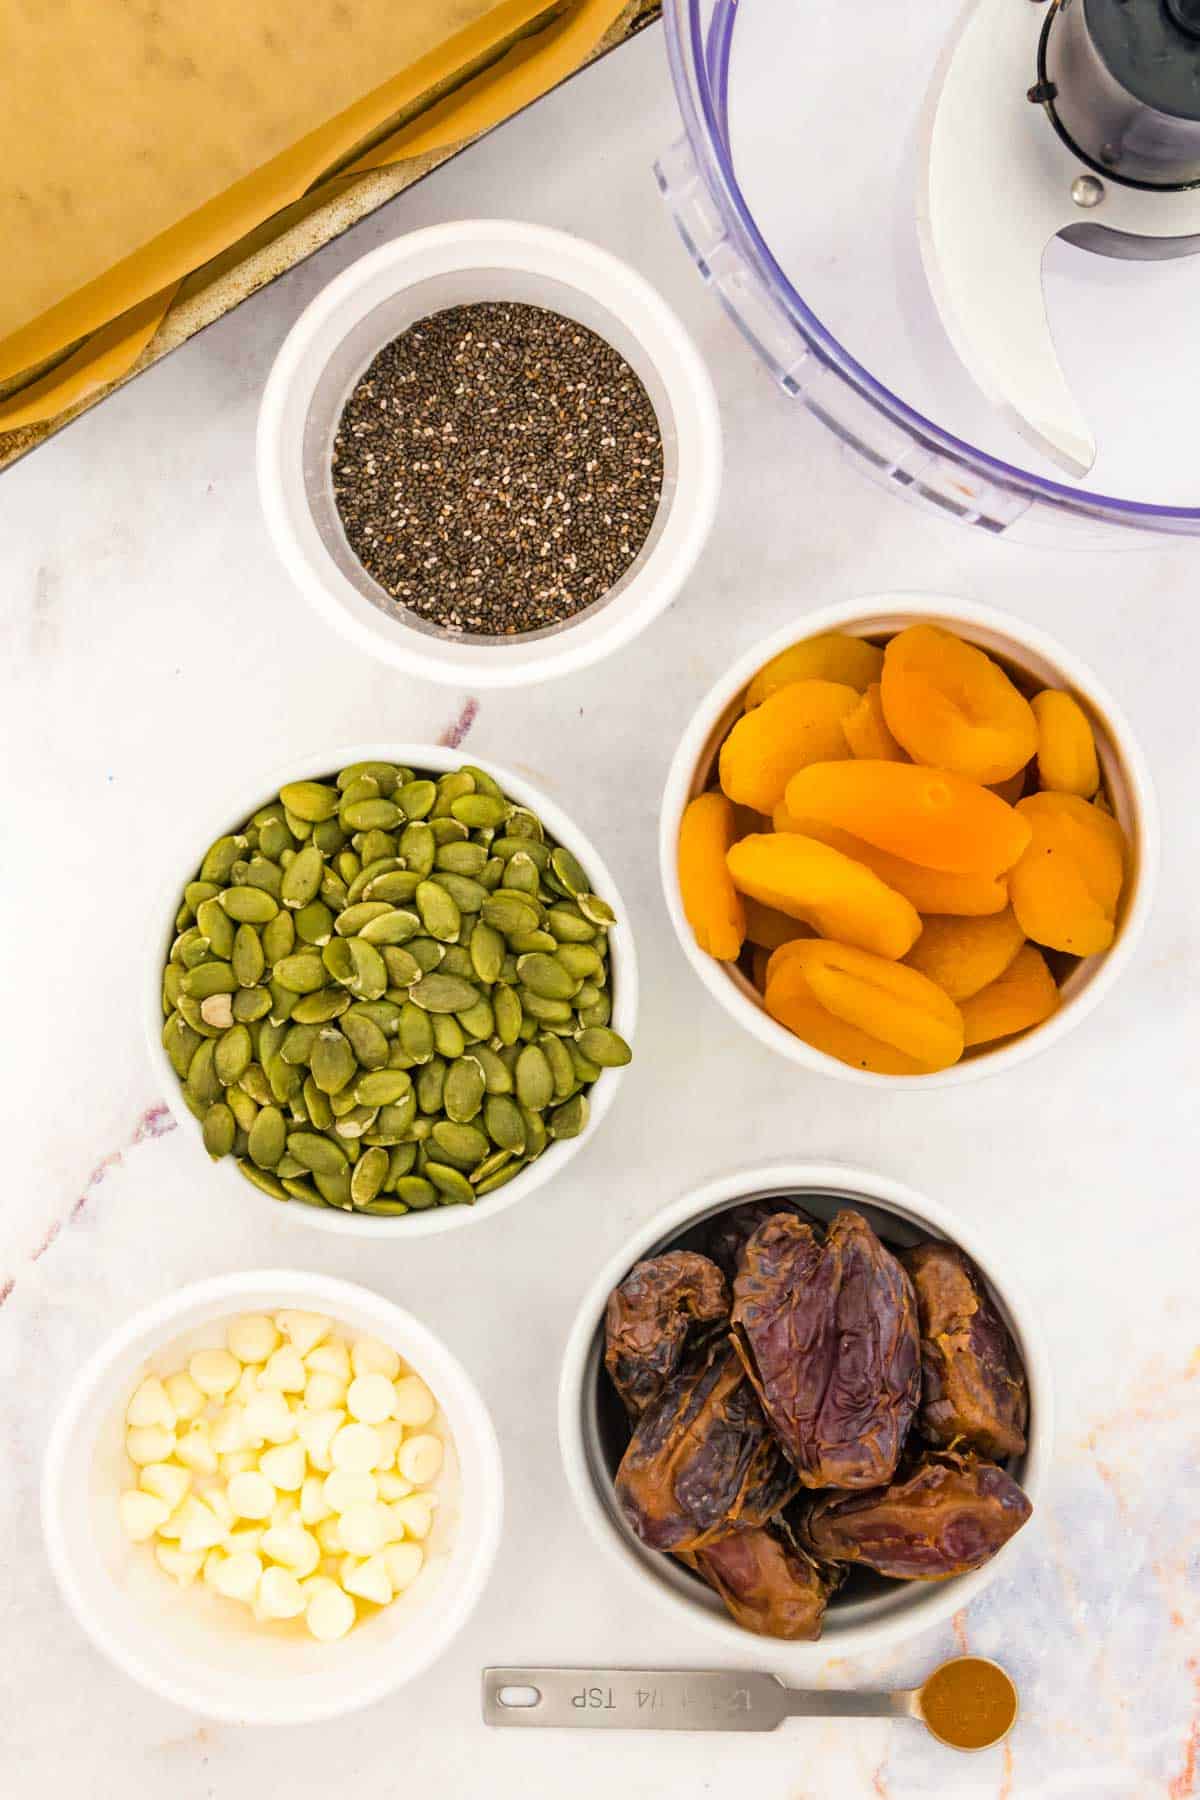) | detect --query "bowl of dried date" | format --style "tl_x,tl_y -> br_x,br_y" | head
559,1163 -> 1051,1661
661,595 -> 1157,1085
